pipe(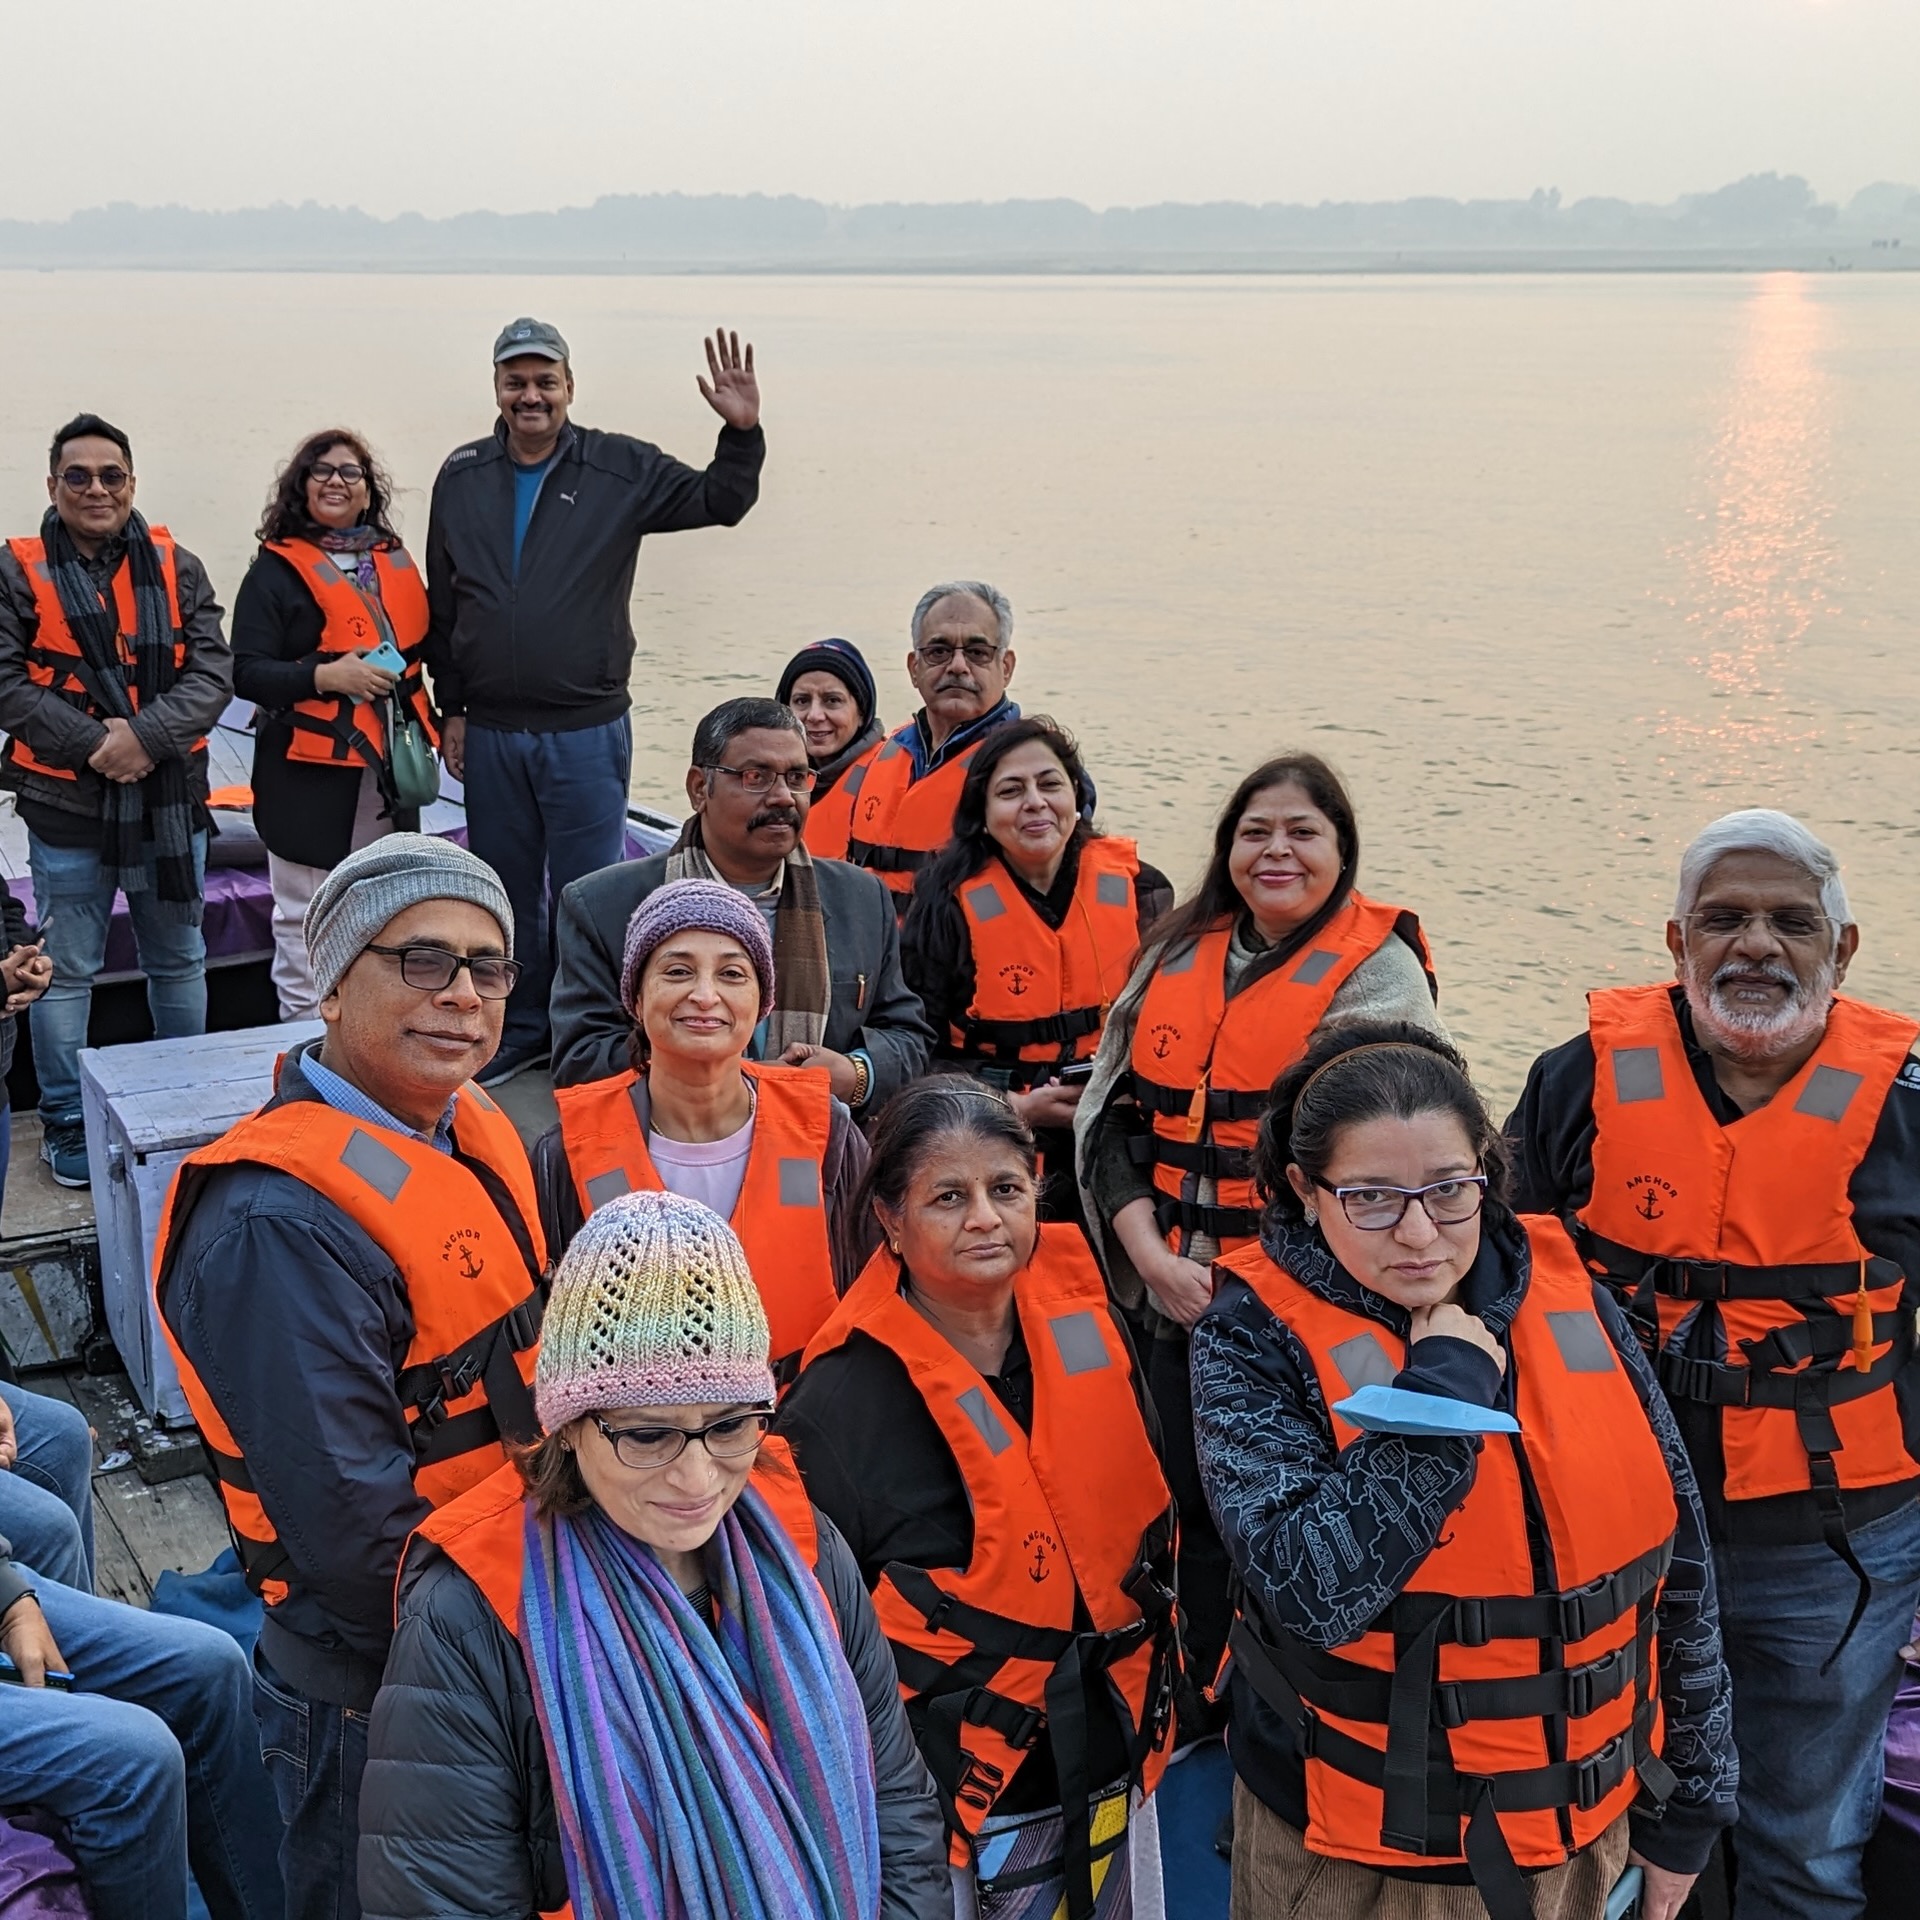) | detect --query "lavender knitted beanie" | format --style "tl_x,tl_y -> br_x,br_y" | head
534,1189 -> 775,1429
618,878 -> 776,1014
